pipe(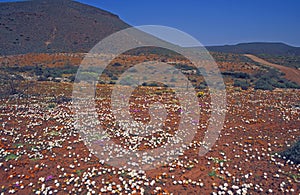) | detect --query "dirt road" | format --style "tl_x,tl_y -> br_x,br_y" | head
244,54 -> 300,85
